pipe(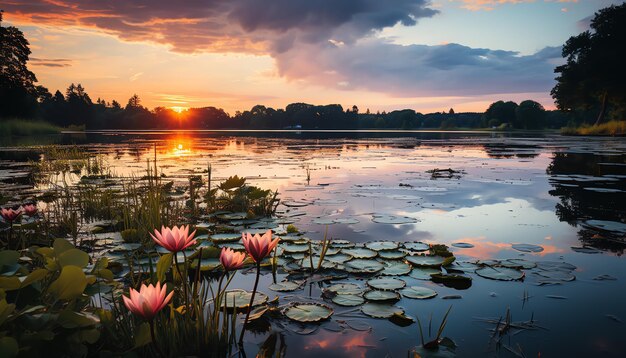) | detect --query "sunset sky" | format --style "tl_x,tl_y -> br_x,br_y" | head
3,0 -> 622,114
